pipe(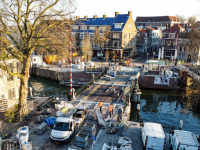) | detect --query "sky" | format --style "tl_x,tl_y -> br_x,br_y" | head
75,0 -> 200,21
